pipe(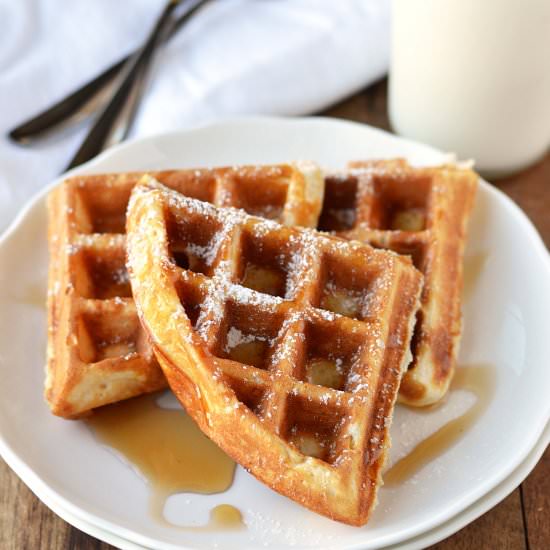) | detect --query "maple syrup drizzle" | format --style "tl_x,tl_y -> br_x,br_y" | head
149,497 -> 244,531
462,252 -> 489,302
87,393 -> 243,529
384,364 -> 495,487
17,282 -> 47,308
